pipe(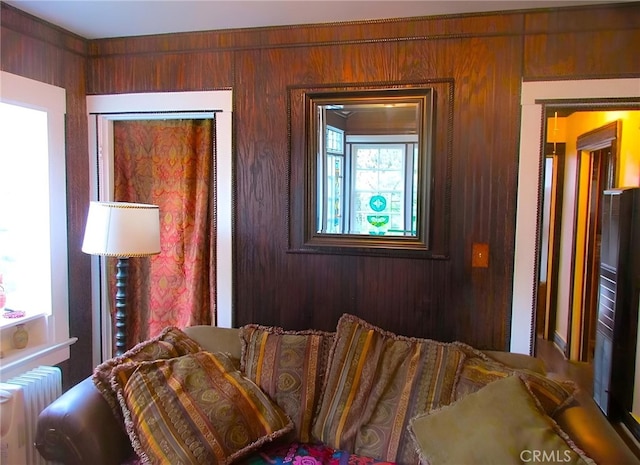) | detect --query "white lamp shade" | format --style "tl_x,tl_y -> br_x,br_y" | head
82,201 -> 161,257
